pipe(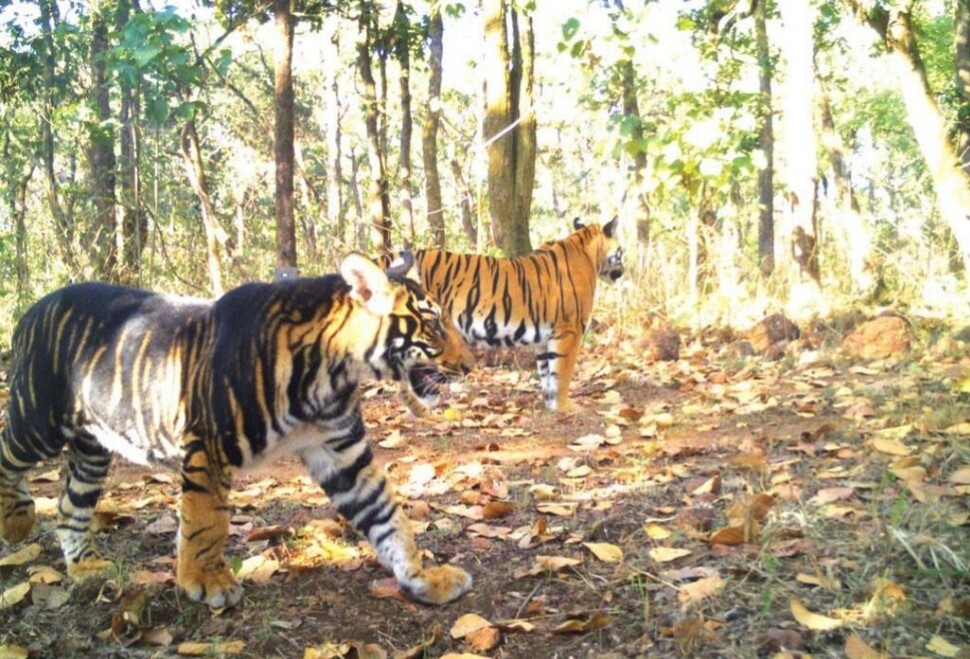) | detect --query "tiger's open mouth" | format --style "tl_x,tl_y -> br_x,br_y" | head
407,365 -> 450,405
